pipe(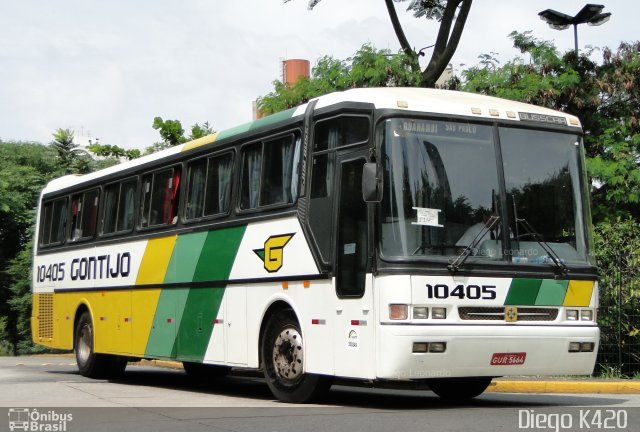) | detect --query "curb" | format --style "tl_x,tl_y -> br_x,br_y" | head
139,359 -> 183,370
488,380 -> 640,394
